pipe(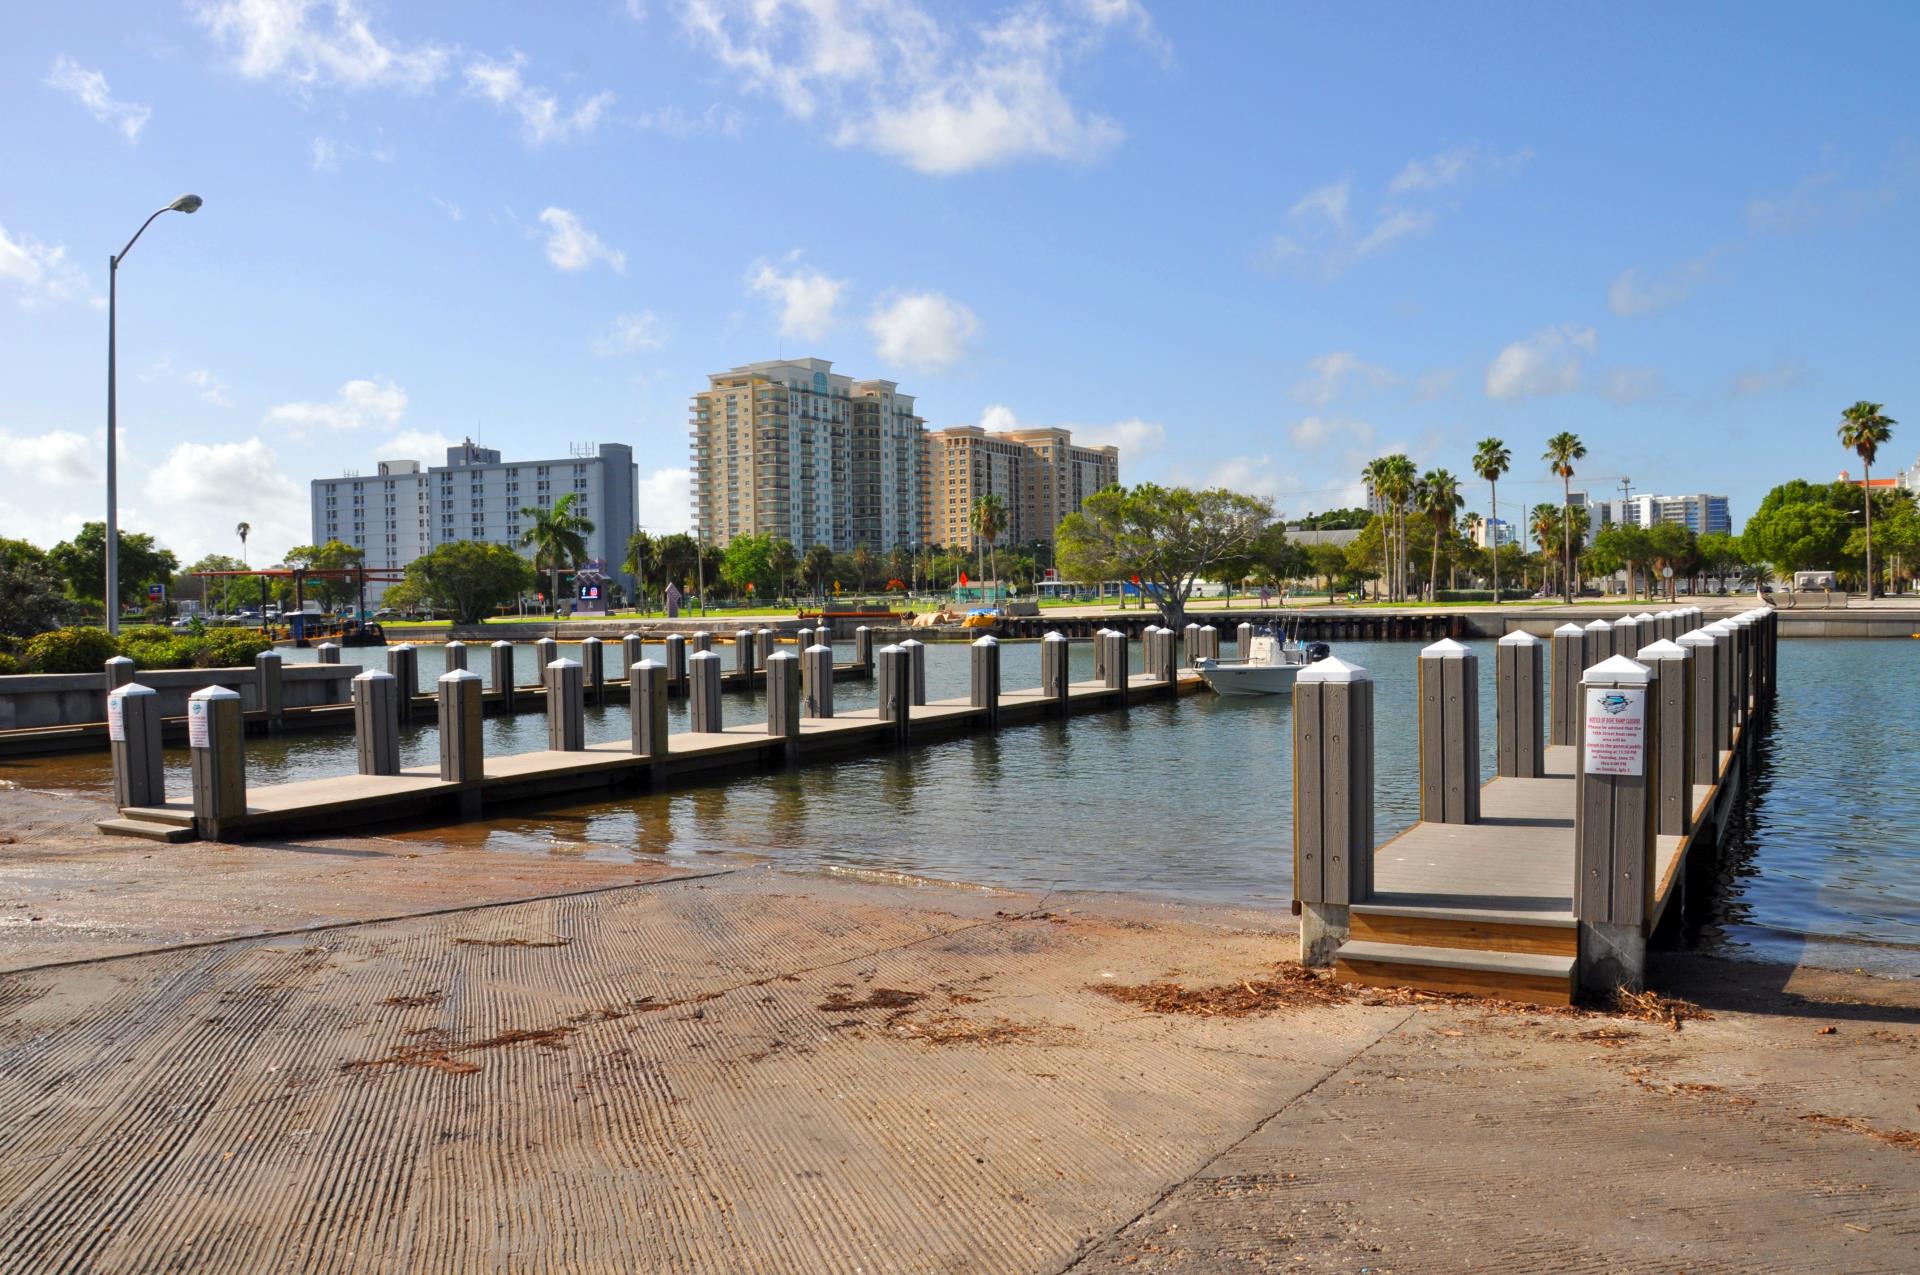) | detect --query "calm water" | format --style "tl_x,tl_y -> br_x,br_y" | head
11,636 -> 1917,975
